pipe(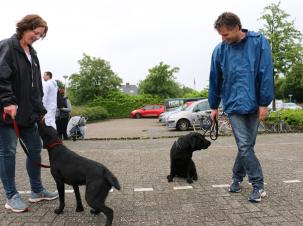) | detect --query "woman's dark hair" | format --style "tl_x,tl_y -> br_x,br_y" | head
16,14 -> 48,39
214,12 -> 242,31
